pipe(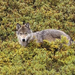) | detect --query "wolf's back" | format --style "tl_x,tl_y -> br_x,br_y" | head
35,29 -> 72,45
